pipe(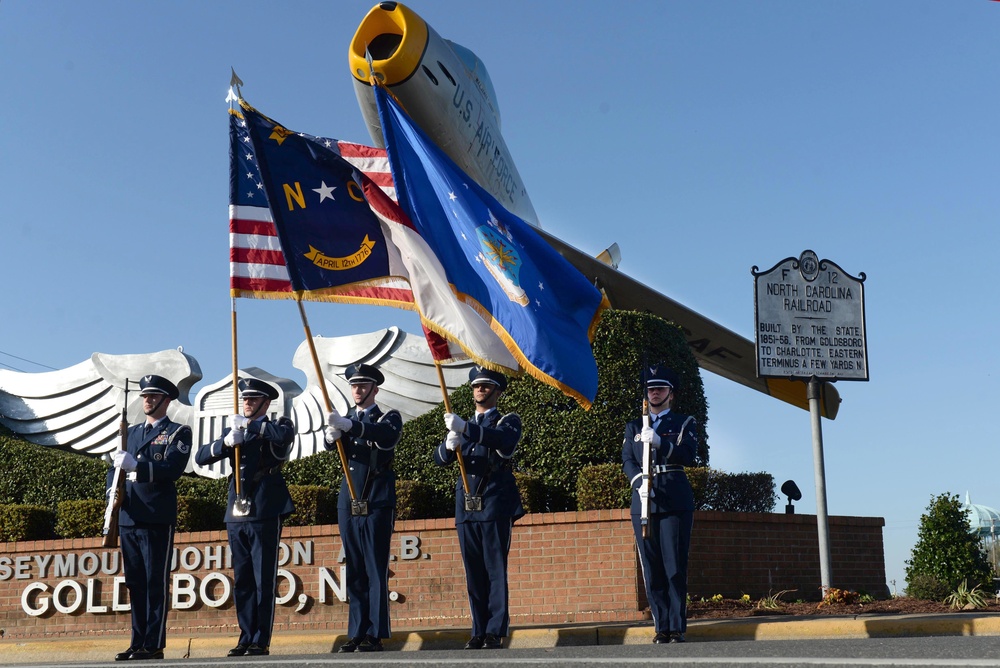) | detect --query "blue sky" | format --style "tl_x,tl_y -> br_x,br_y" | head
2,1 -> 998,594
